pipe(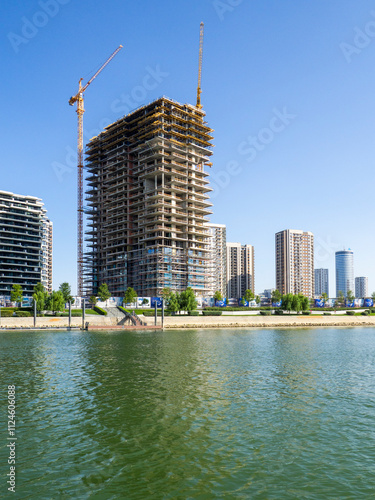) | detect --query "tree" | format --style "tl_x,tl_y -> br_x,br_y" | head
291,294 -> 301,314
97,283 -> 111,304
89,295 -> 97,308
243,289 -> 254,307
179,287 -> 197,313
300,295 -> 310,312
59,282 -> 74,304
32,283 -> 48,313
10,284 -> 23,307
336,290 -> 345,308
321,292 -> 328,304
46,290 -> 65,315
346,290 -> 355,304
161,288 -> 172,301
280,293 -> 293,314
166,292 -> 180,314
372,292 -> 375,301
213,290 -> 223,301
255,295 -> 261,306
142,298 -> 149,307
271,289 -> 282,305
124,287 -> 137,306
